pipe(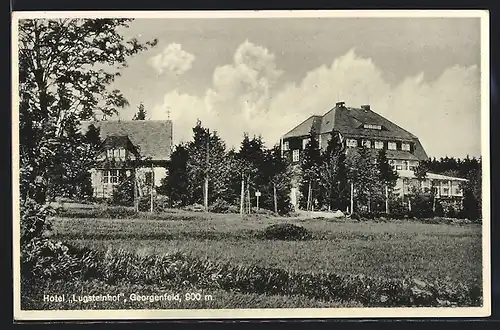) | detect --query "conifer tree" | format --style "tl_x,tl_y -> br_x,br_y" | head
319,129 -> 348,211
299,126 -> 322,210
132,102 -> 147,120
